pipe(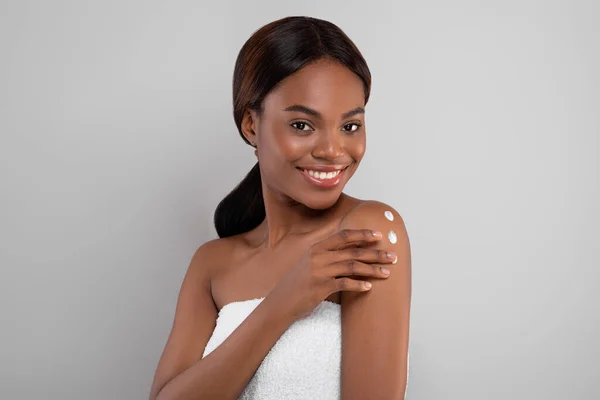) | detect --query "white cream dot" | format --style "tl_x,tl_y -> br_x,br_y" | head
384,210 -> 394,221
388,230 -> 397,244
